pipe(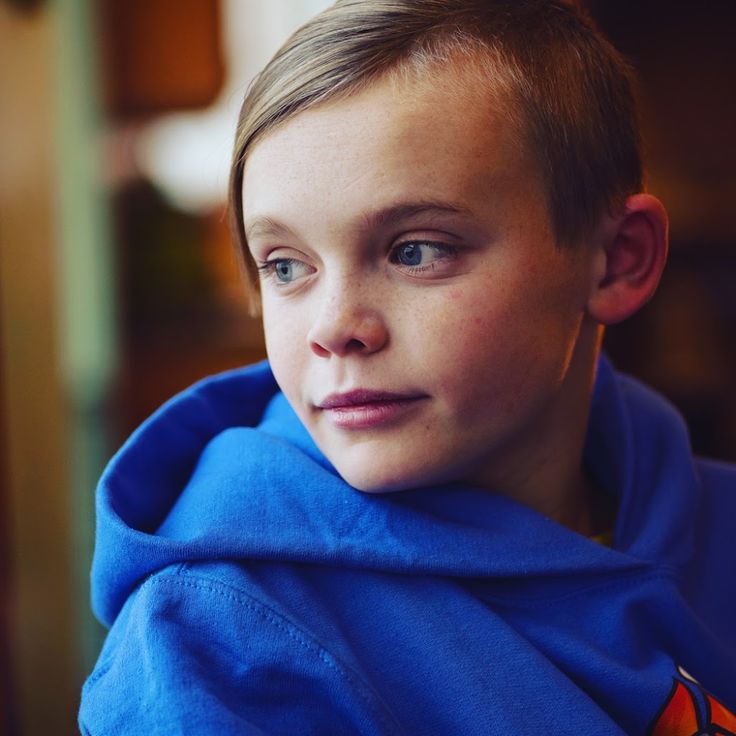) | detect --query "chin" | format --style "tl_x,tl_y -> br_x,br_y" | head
335,460 -> 444,495
342,474 -> 409,494
333,463 -> 410,494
